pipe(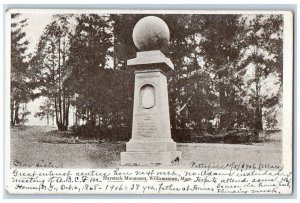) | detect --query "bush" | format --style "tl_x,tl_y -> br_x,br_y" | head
223,129 -> 255,143
171,128 -> 192,143
70,124 -> 131,141
70,125 -> 263,144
